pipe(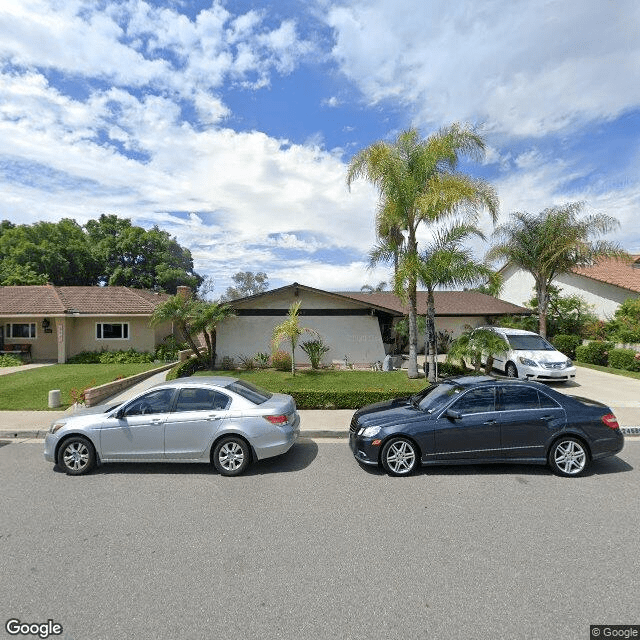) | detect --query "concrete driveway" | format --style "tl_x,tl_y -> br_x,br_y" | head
551,365 -> 640,427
